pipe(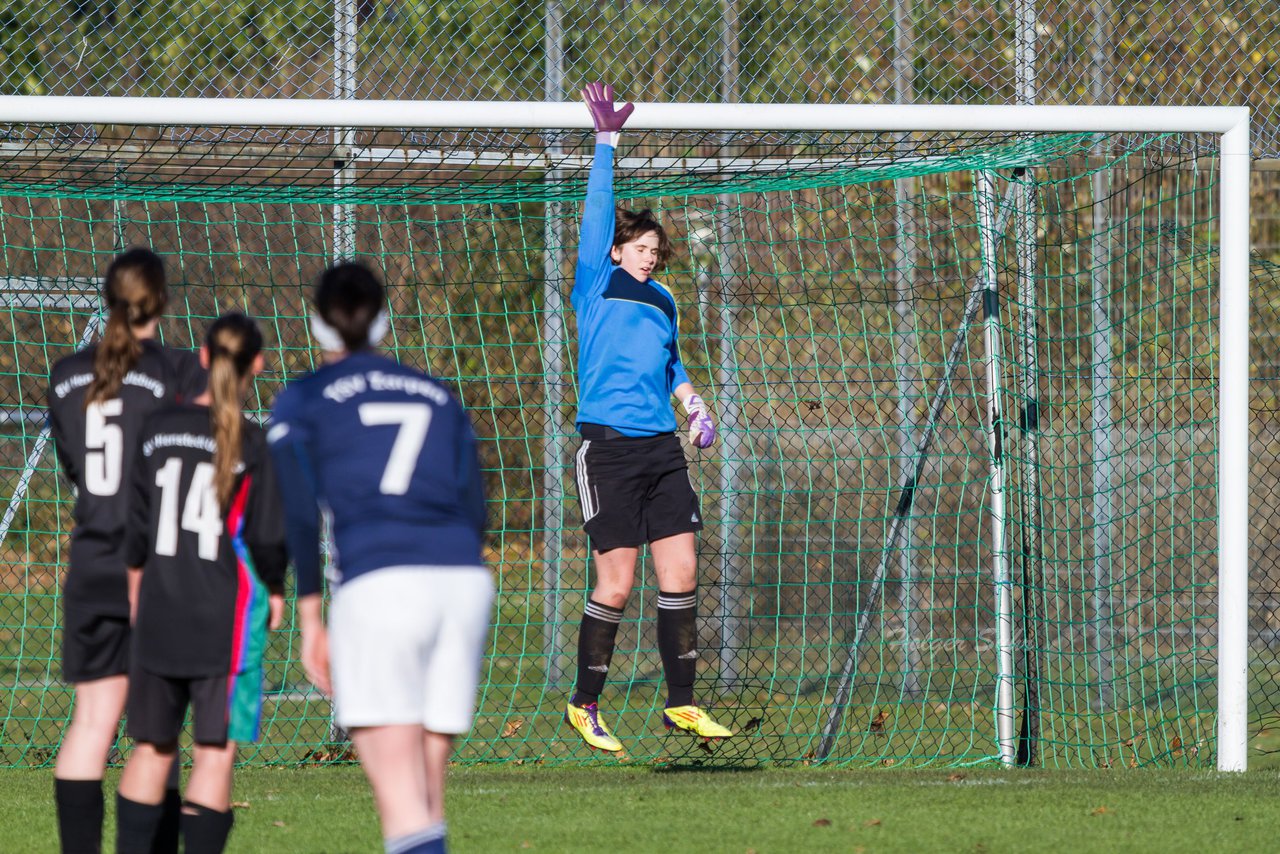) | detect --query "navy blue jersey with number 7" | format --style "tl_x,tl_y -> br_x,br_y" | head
267,351 -> 486,597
